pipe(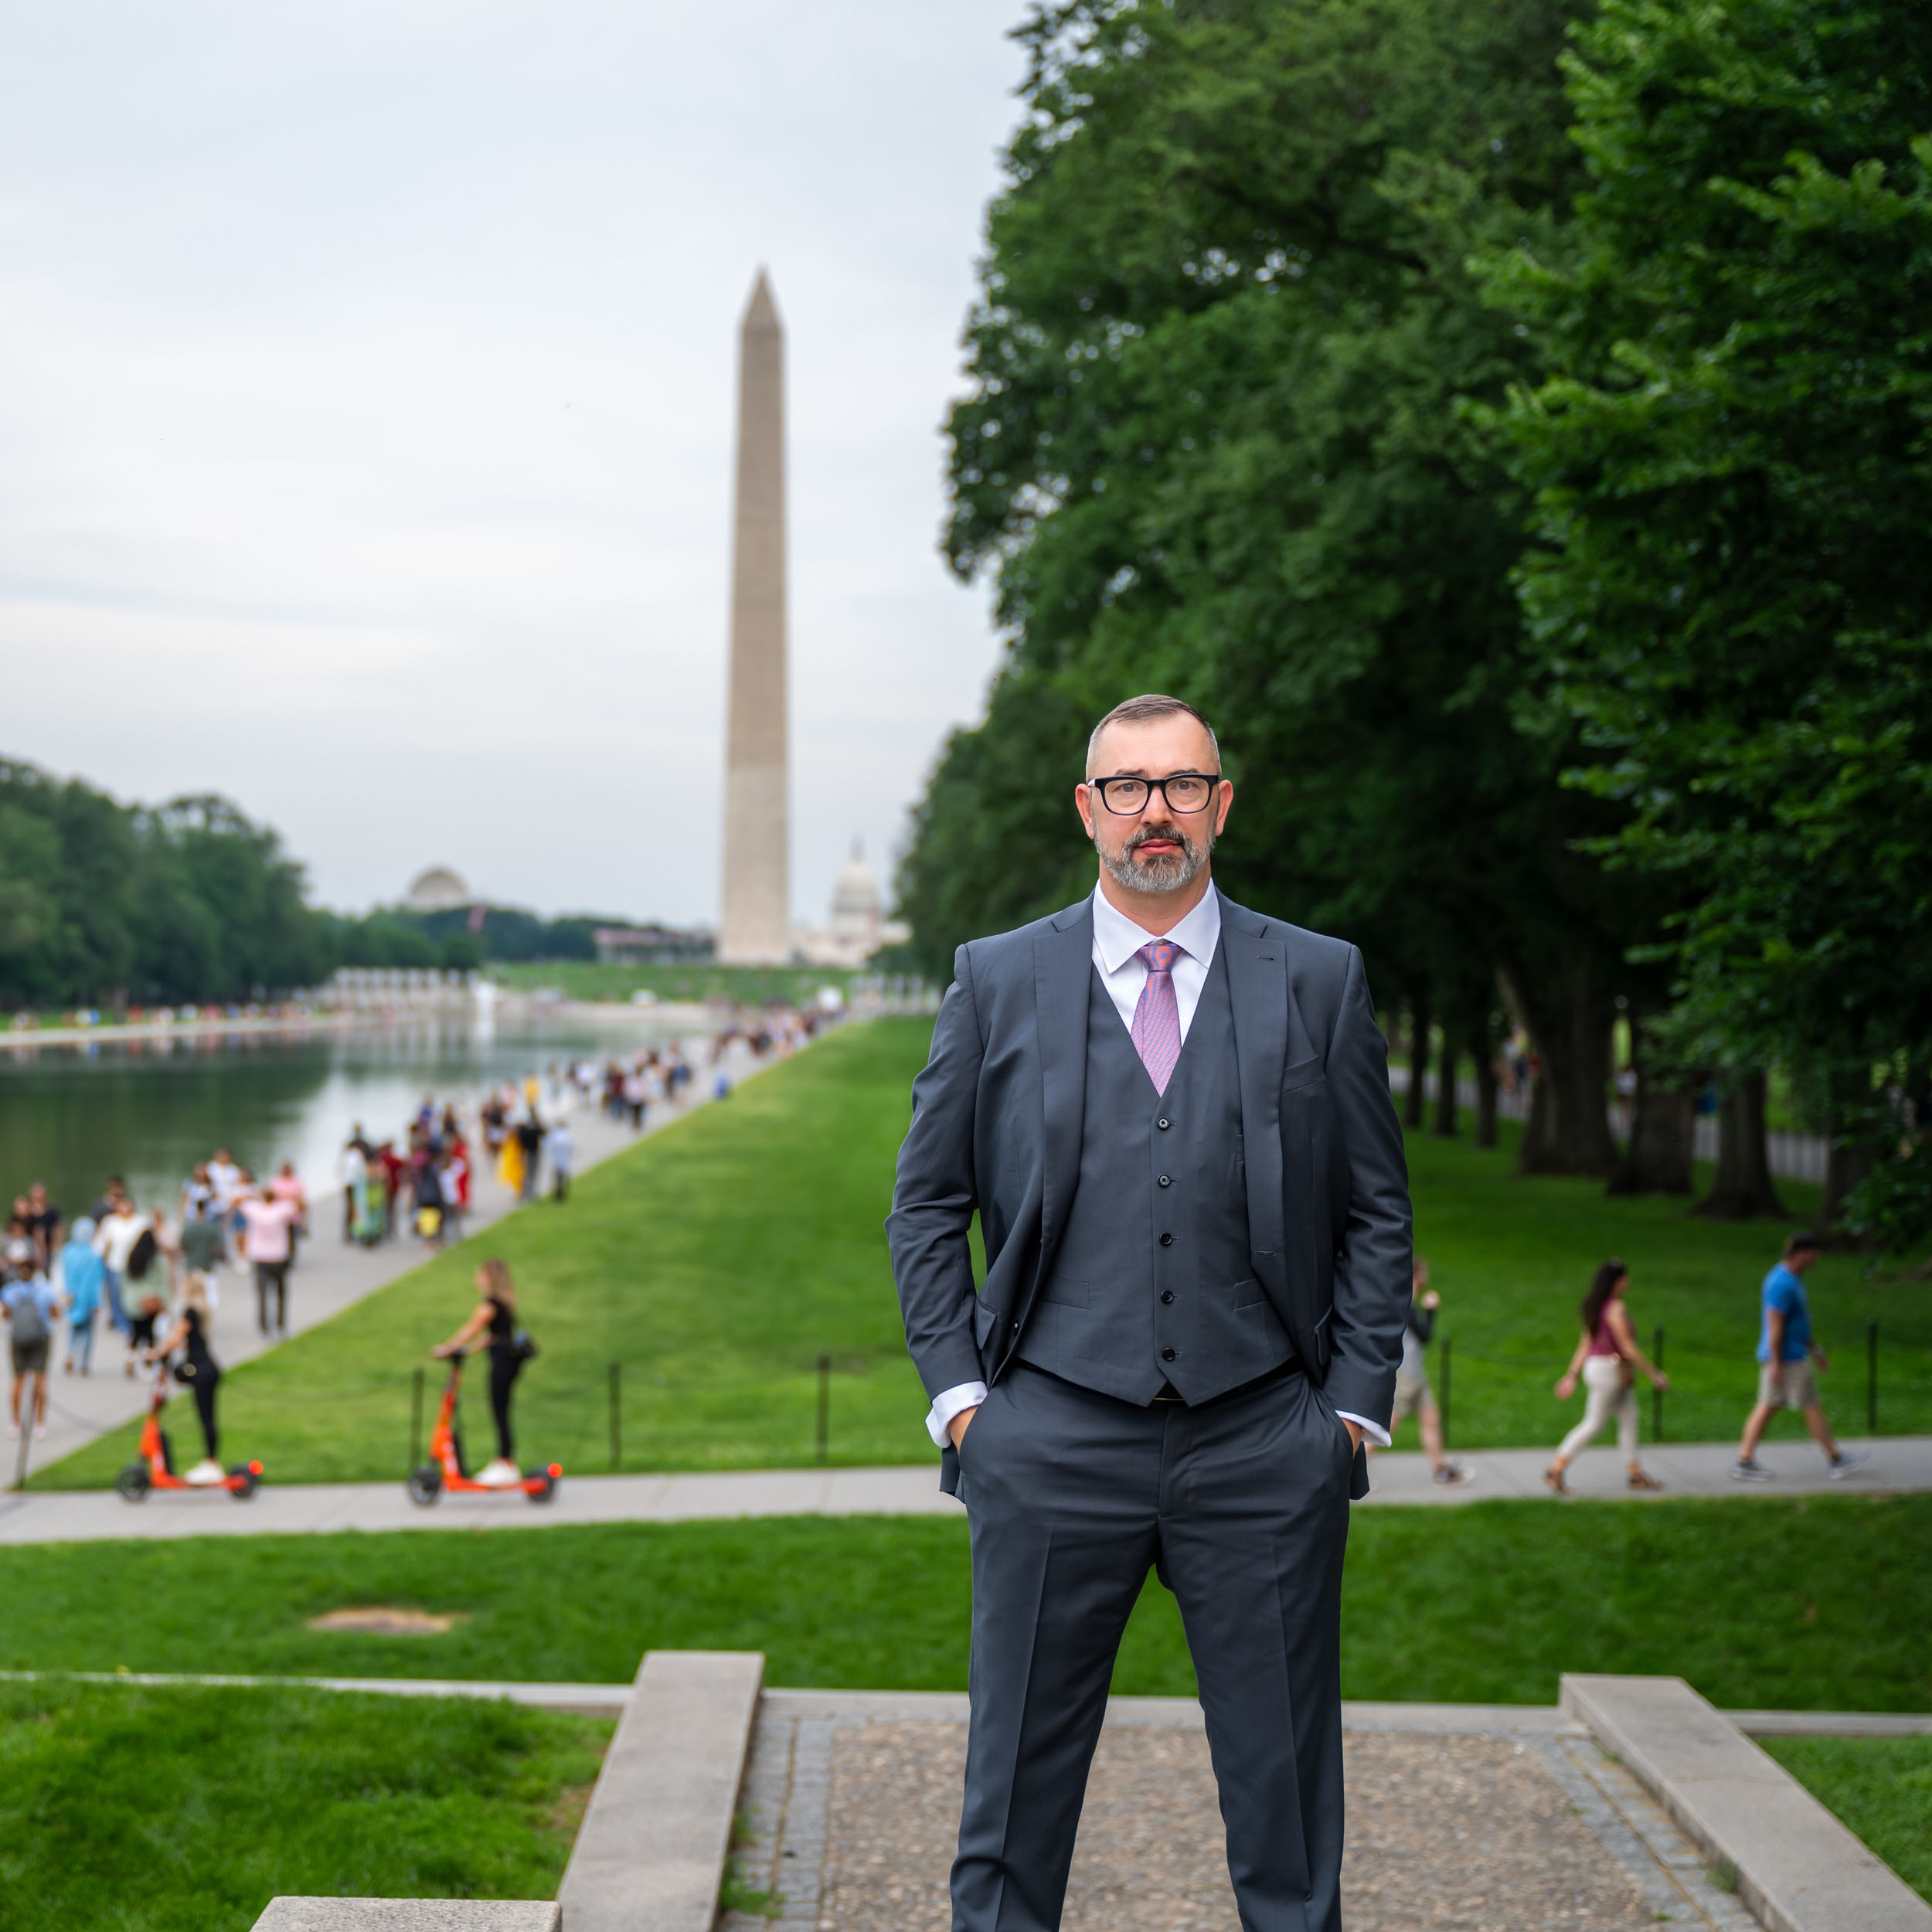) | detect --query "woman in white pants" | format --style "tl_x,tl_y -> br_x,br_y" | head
1546,1260 -> 1668,1494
